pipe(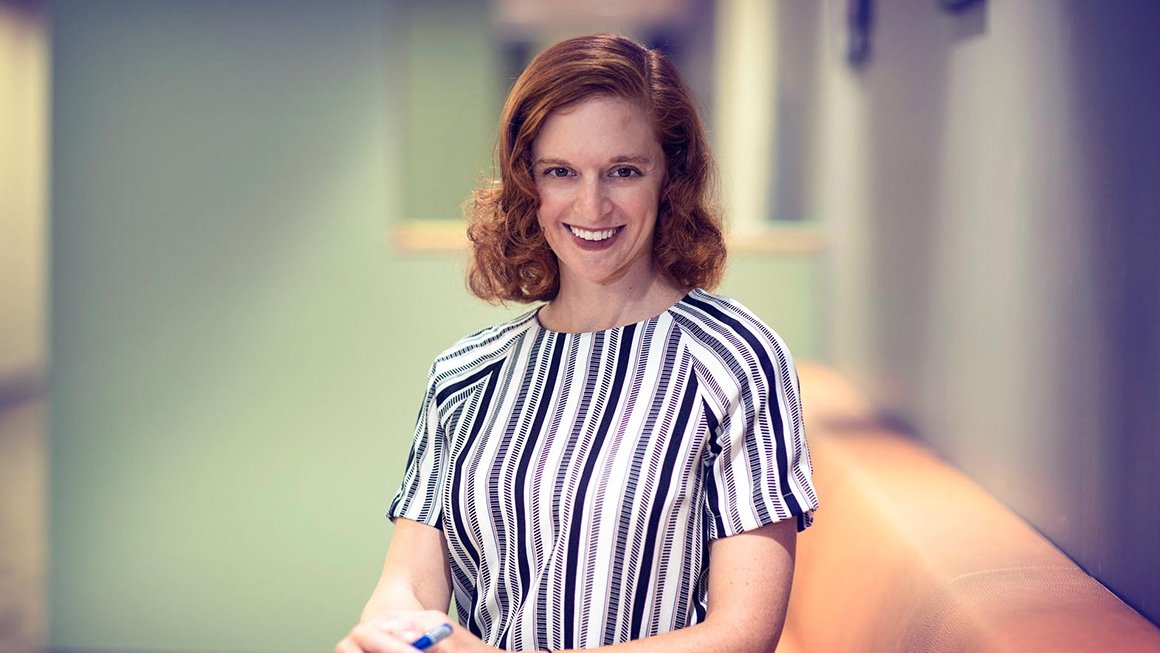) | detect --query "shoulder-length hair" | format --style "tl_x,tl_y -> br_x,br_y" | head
466,33 -> 726,303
